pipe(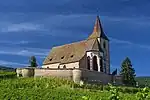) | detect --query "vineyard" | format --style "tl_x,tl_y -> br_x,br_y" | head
0,76 -> 150,100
